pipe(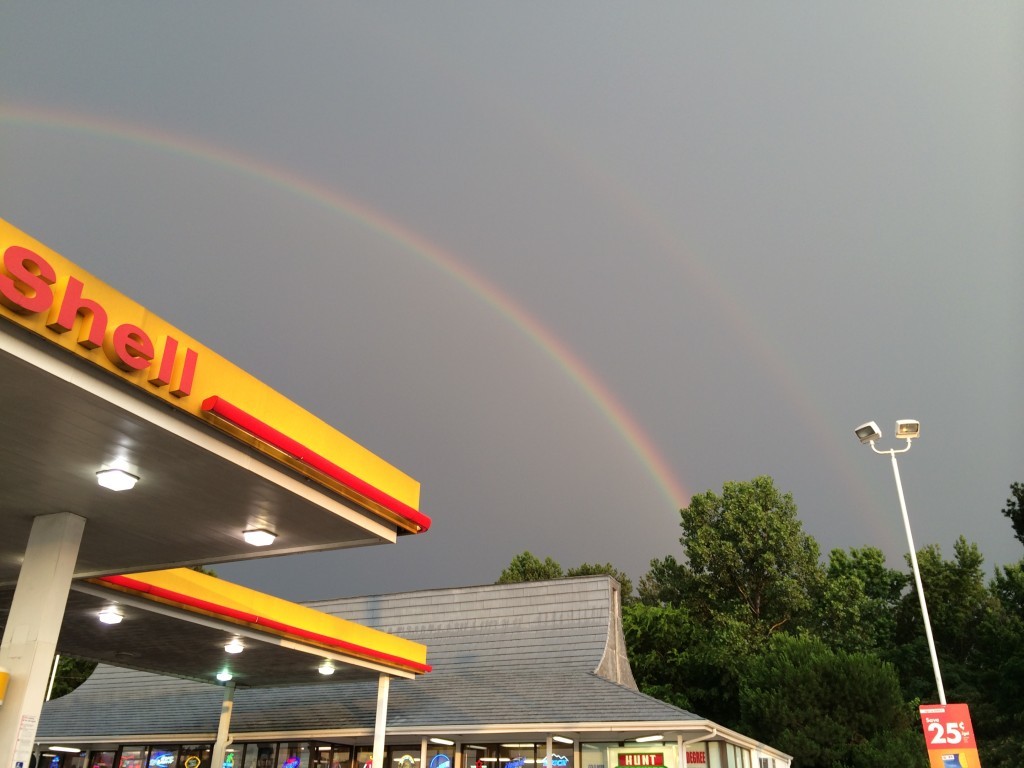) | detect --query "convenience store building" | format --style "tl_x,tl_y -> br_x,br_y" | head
34,576 -> 791,768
